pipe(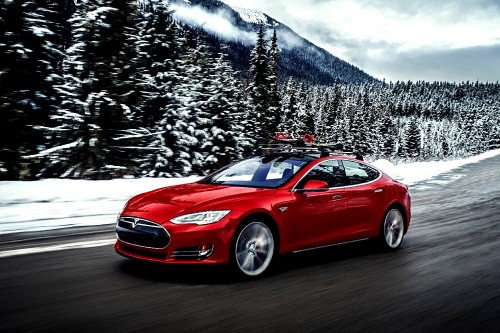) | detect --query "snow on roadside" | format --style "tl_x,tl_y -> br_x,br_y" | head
371,148 -> 500,185
1,149 -> 499,235
0,176 -> 201,235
